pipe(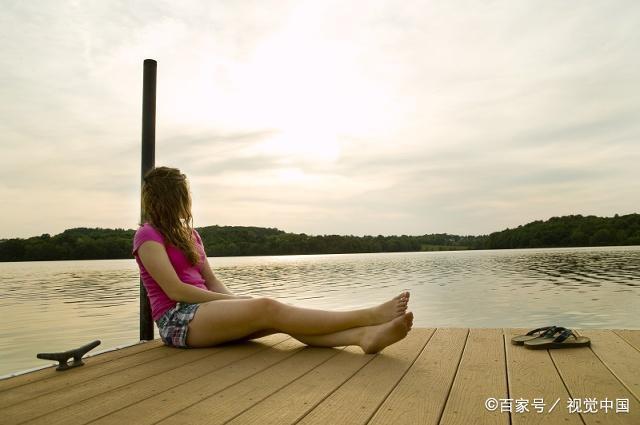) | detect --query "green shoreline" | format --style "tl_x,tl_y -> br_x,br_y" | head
1,213 -> 639,262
